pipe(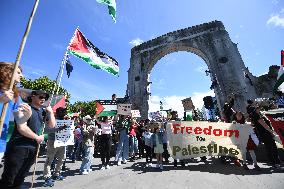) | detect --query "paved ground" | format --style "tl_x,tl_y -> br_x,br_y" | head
1,155 -> 284,189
